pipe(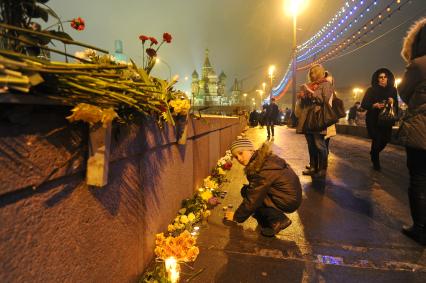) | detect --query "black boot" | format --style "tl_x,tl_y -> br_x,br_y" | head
402,189 -> 426,245
371,152 -> 381,171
